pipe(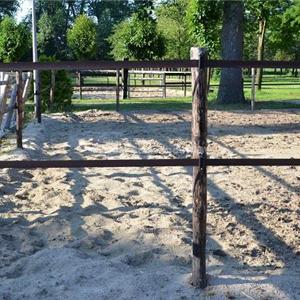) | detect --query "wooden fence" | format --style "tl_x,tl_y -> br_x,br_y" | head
0,49 -> 299,288
74,69 -> 191,99
74,67 -> 298,109
0,71 -> 32,145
